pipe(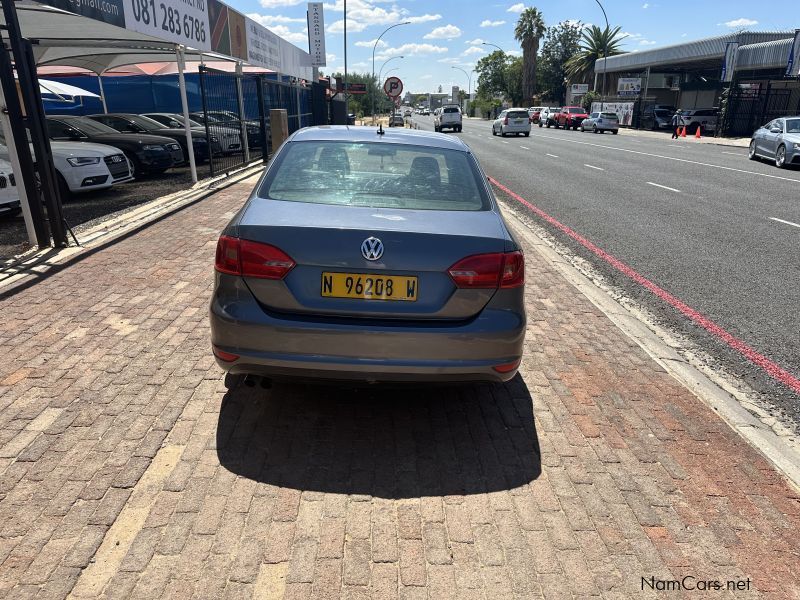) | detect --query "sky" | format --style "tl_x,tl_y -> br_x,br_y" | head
230,0 -> 799,94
